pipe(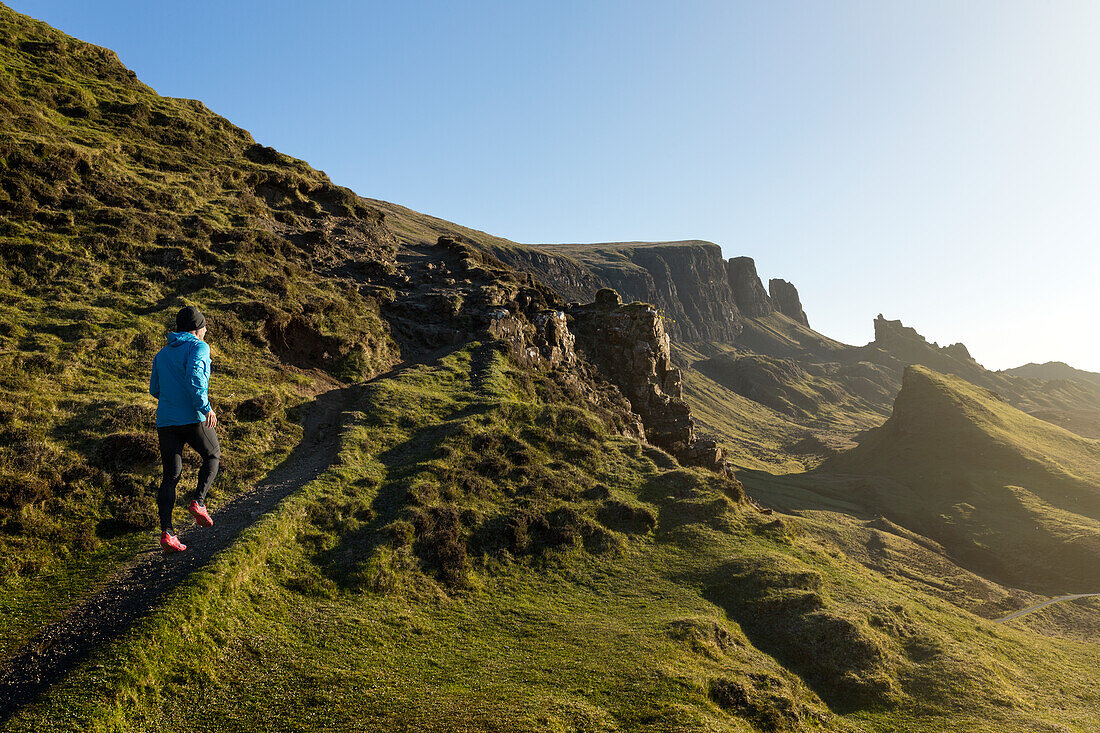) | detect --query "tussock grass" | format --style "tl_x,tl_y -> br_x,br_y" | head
6,347 -> 1099,732
0,0 -> 399,651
